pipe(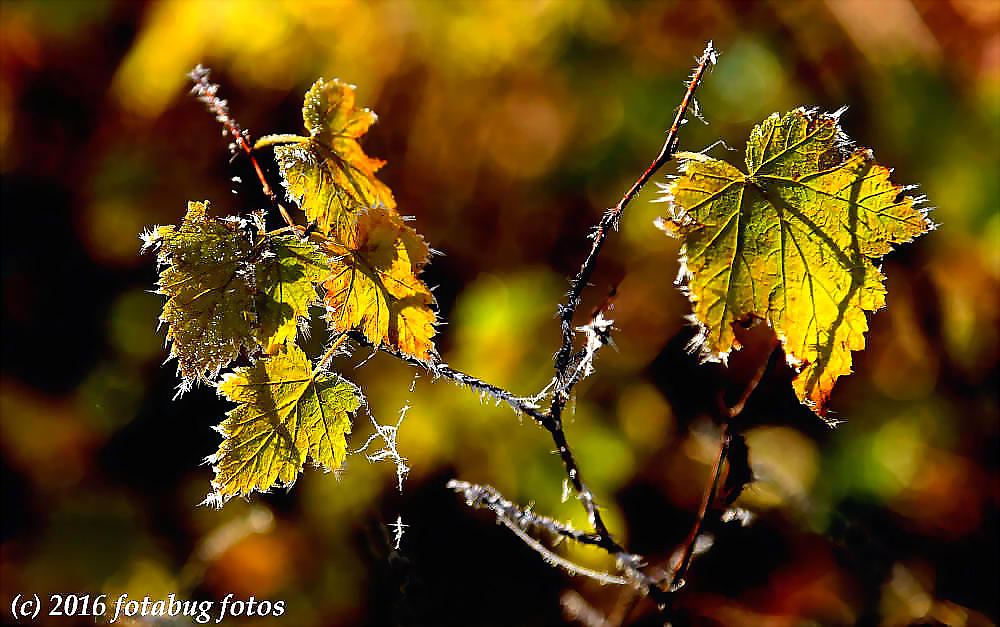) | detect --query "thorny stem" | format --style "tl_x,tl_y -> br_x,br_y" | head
350,334 -> 549,424
539,41 -> 717,587
553,41 -> 716,376
188,65 -> 298,230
